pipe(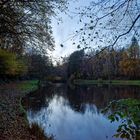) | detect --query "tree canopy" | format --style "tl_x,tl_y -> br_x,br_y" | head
0,0 -> 68,53
59,36 -> 140,80
67,49 -> 84,78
